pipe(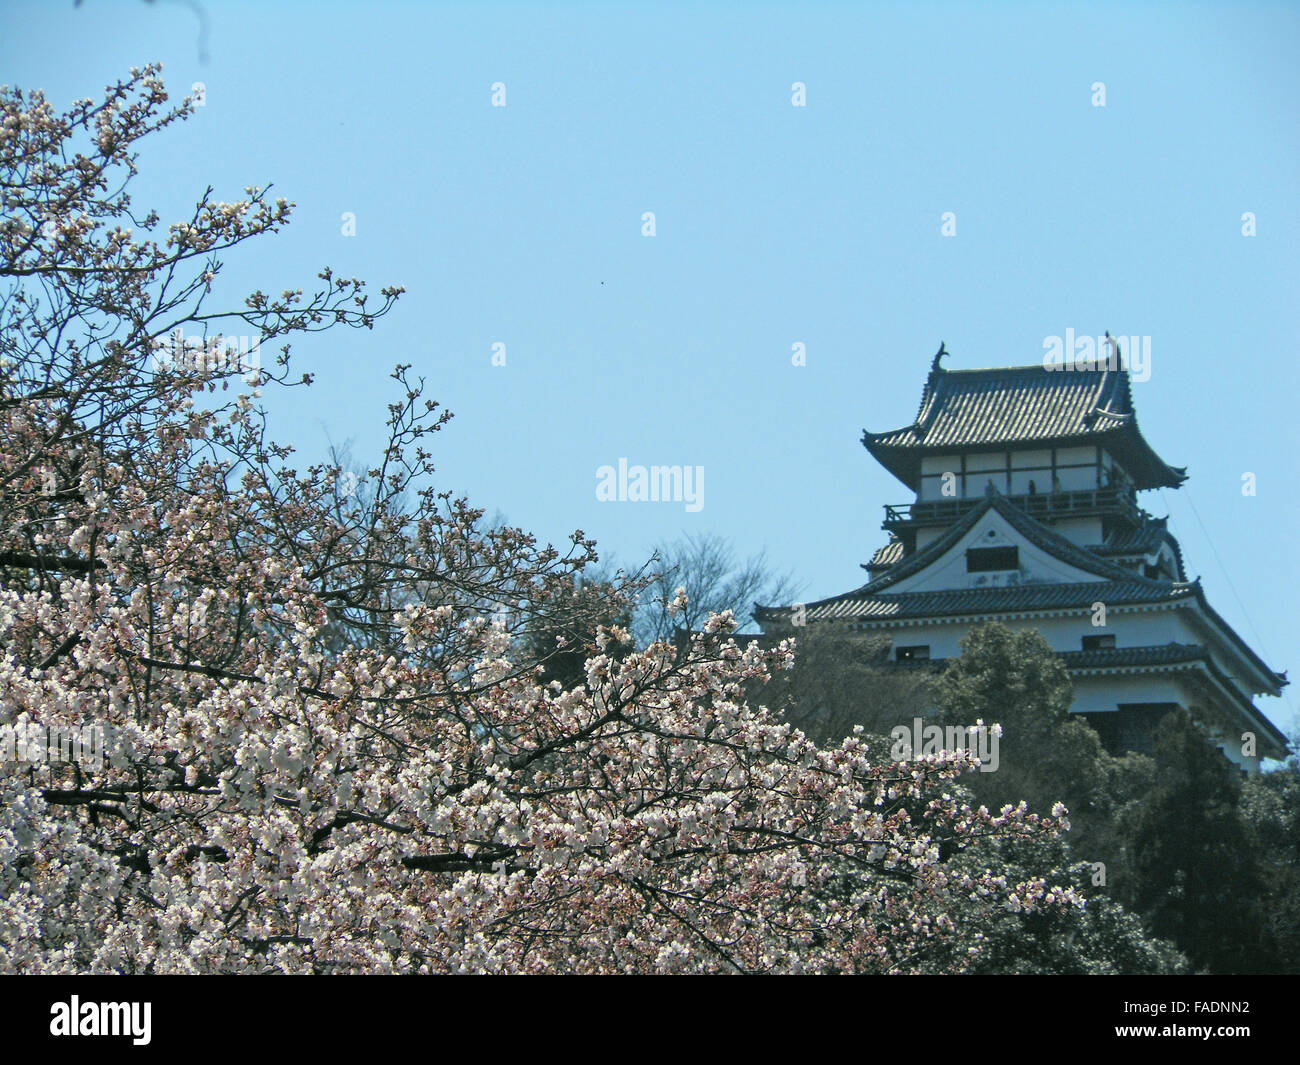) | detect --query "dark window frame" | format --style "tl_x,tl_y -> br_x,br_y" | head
966,545 -> 1020,572
1081,634 -> 1116,651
